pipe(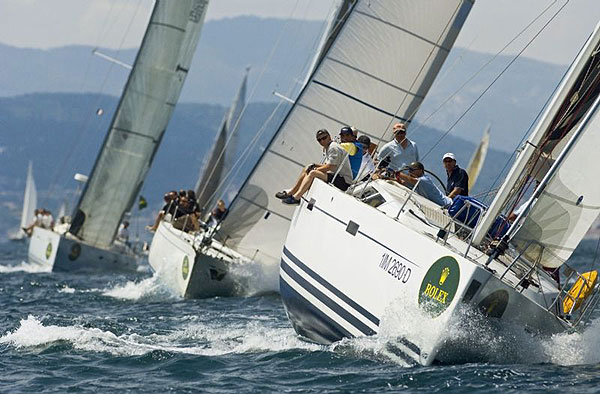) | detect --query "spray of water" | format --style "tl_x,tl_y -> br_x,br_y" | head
0,260 -> 51,273
101,275 -> 180,302
228,256 -> 280,296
